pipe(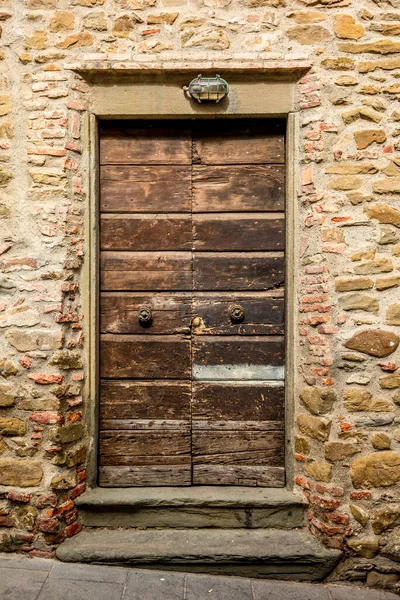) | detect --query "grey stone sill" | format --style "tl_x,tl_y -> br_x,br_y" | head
75,486 -> 305,509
